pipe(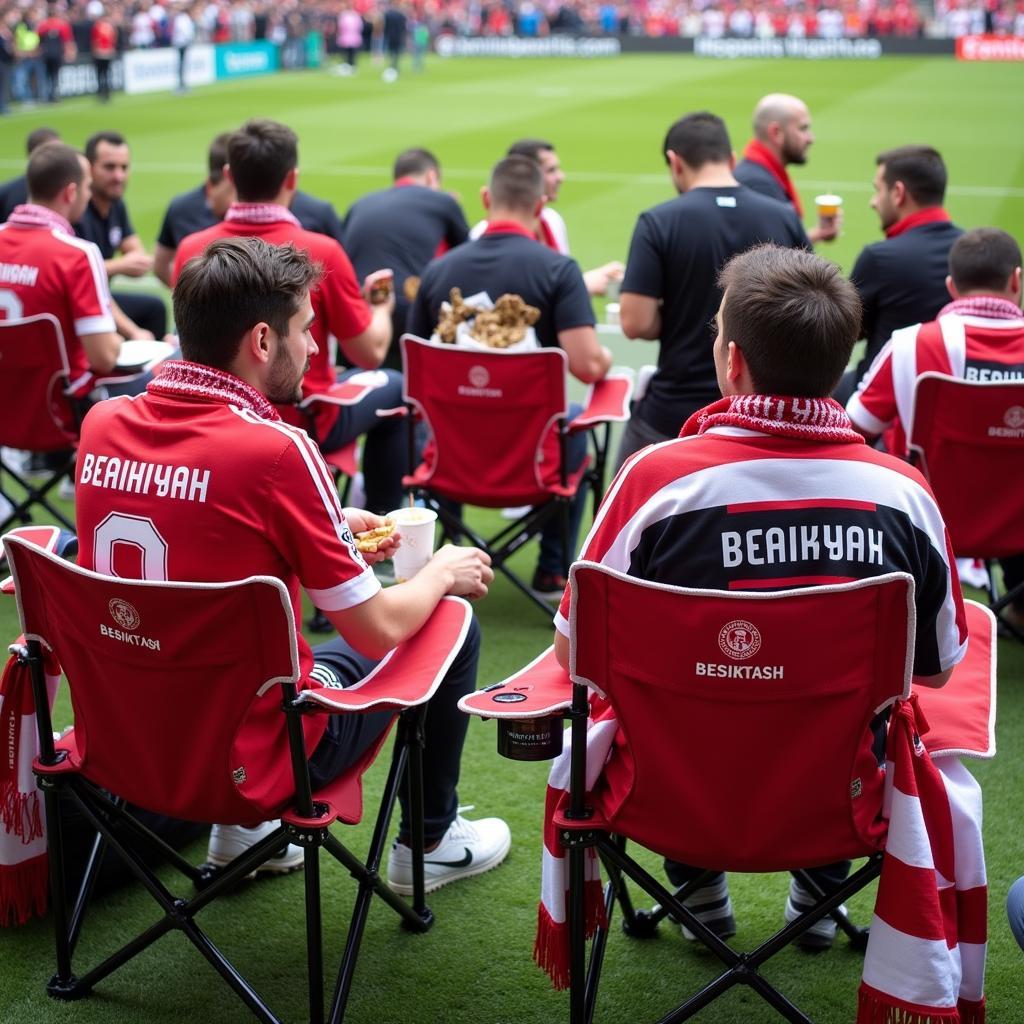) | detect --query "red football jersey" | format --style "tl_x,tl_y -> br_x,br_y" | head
75,383 -> 381,810
0,222 -> 116,392
173,217 -> 373,440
